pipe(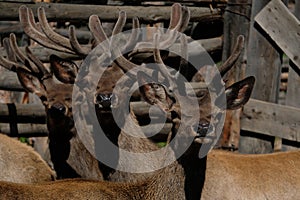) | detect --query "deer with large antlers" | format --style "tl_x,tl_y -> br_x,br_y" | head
8,3 -> 253,180
0,34 -> 102,180
0,27 -> 254,199
9,3 -> 192,181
